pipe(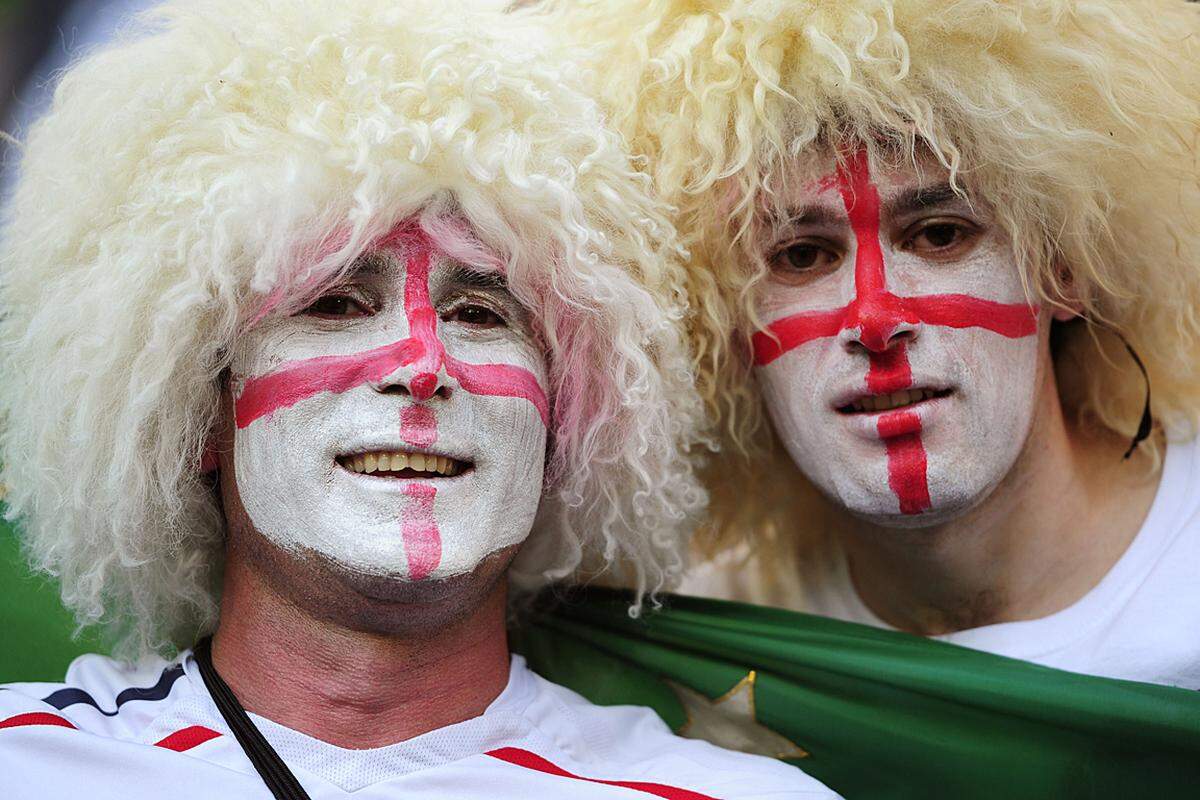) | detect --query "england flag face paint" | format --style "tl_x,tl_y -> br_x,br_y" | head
753,151 -> 1047,525
229,225 -> 549,580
